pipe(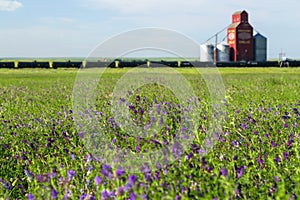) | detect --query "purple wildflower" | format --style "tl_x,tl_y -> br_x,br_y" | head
67,170 -> 76,180
90,196 -> 96,200
290,194 -> 297,200
116,187 -> 124,196
124,183 -> 133,192
159,117 -> 163,125
2,181 -> 11,190
221,168 -> 228,177
87,165 -> 94,172
271,141 -> 276,148
185,152 -> 193,160
64,148 -> 69,153
241,123 -> 248,130
128,174 -> 138,185
94,176 -> 101,186
172,141 -> 183,156
234,188 -> 239,196
151,139 -> 161,146
115,167 -> 125,178
36,174 -> 47,183
63,190 -> 71,199
101,190 -> 110,200
136,95 -> 140,101
135,145 -> 140,152
181,186 -> 186,194
282,115 -> 291,119
206,166 -> 214,173
156,104 -> 160,112
155,171 -> 160,181
287,138 -> 294,147
51,188 -> 58,199
201,157 -> 206,167
86,154 -> 93,162
236,166 -> 245,178
108,191 -> 115,198
28,194 -> 34,200
101,164 -> 113,179
283,152 -> 289,160
80,194 -> 87,200
52,168 -> 57,178
129,192 -> 136,200
142,194 -> 148,200
144,172 -> 152,183
232,141 -> 238,148
150,116 -> 156,122
24,169 -> 34,180
249,117 -> 256,123
175,195 -> 181,200
70,153 -> 75,160
139,108 -> 144,115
